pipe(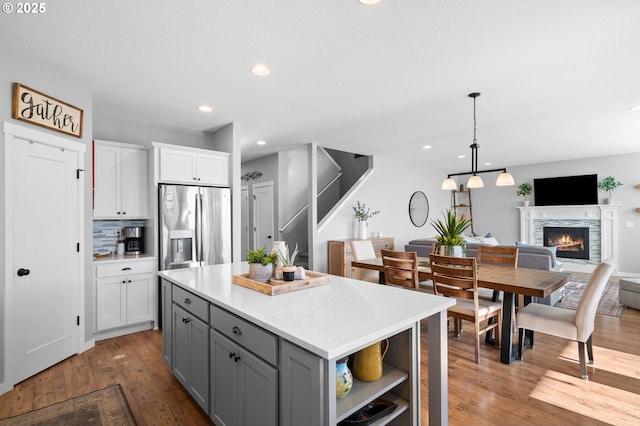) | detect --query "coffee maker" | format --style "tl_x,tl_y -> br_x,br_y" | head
123,226 -> 144,255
